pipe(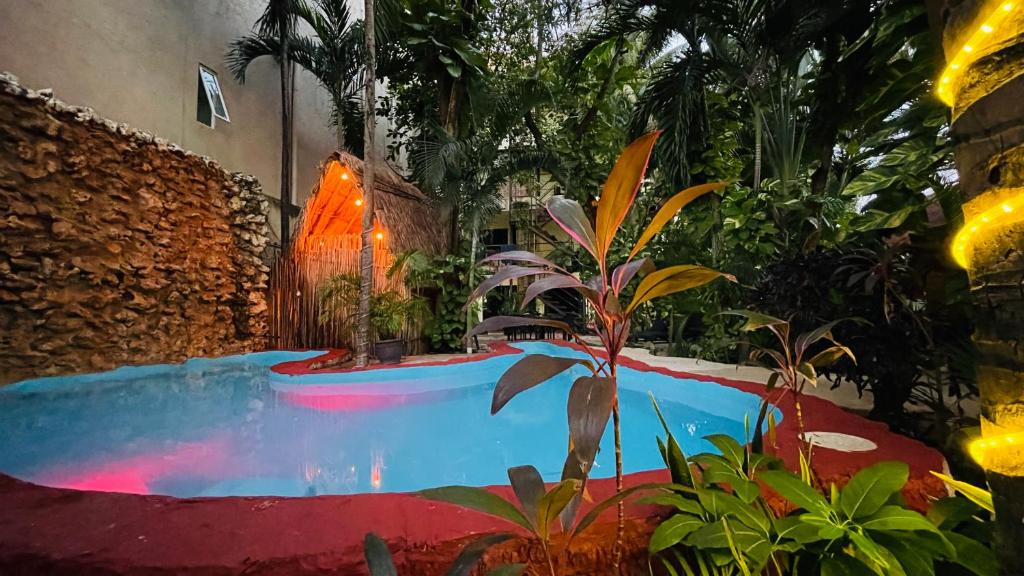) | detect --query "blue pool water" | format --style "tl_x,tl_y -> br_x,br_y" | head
0,343 -> 773,497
